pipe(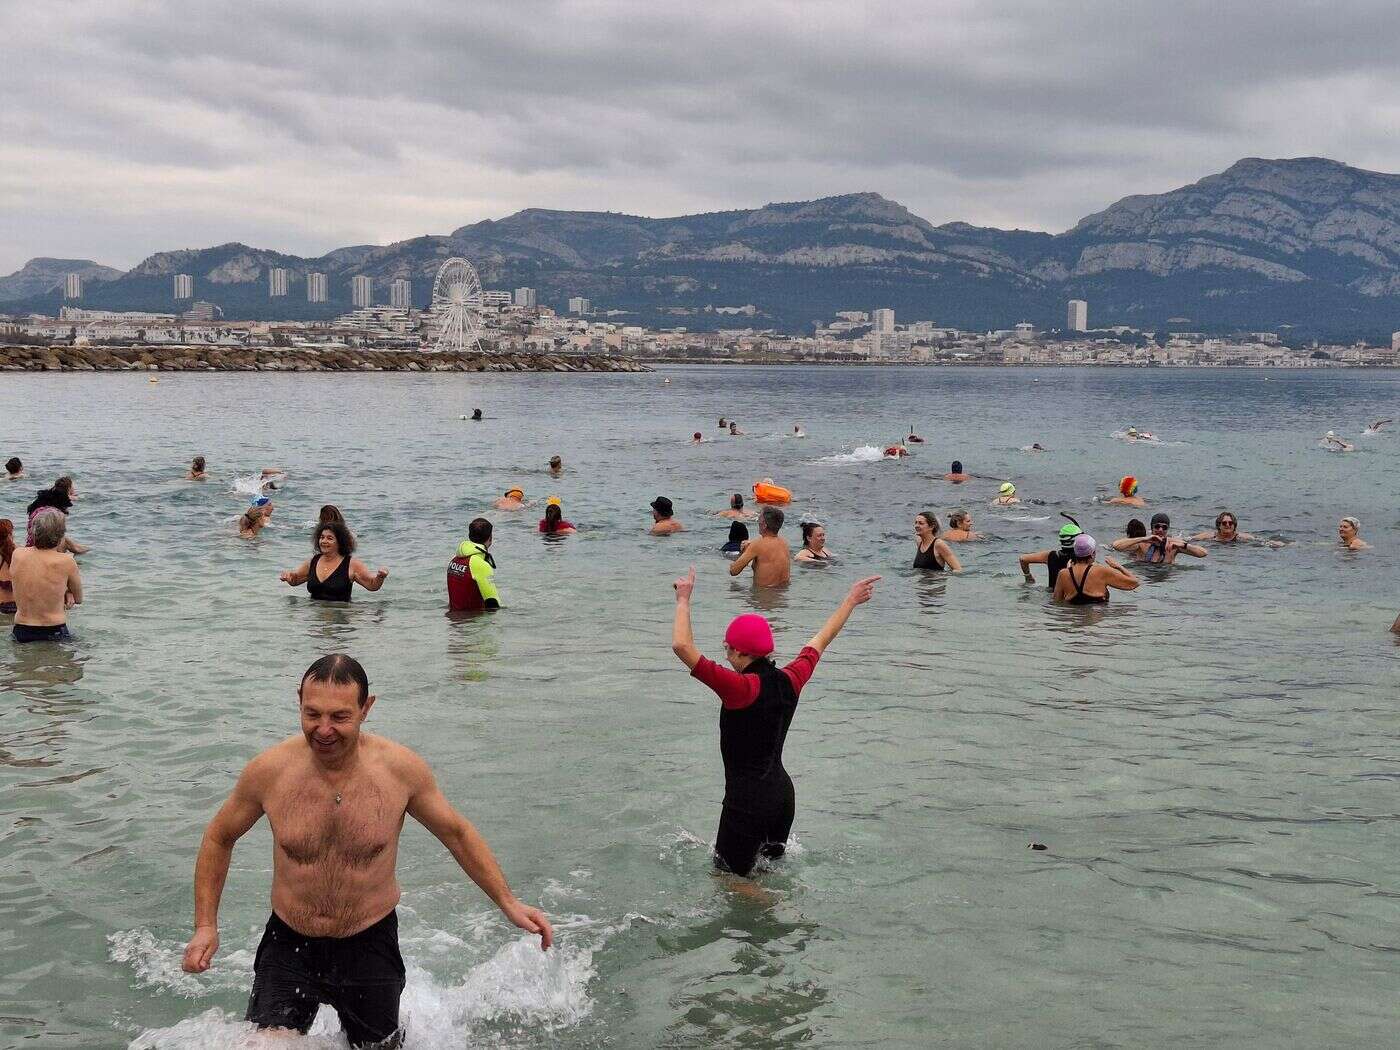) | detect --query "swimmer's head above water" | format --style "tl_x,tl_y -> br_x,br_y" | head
1119,476 -> 1138,497
951,461 -> 963,474
724,612 -> 775,661
1073,534 -> 1098,561
730,493 -> 744,510
1058,522 -> 1082,549
999,482 -> 1016,497
504,487 -> 524,500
